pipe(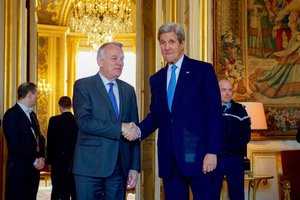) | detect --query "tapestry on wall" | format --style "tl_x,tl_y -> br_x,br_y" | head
214,0 -> 300,137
